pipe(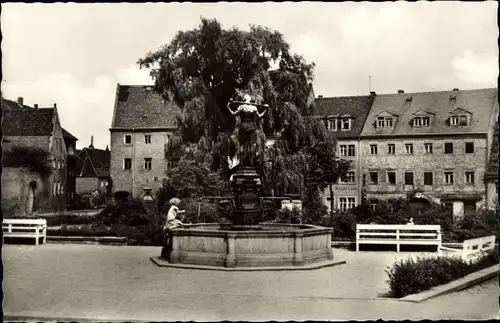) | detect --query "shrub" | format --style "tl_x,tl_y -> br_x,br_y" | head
96,198 -> 149,226
385,249 -> 499,298
3,145 -> 52,179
